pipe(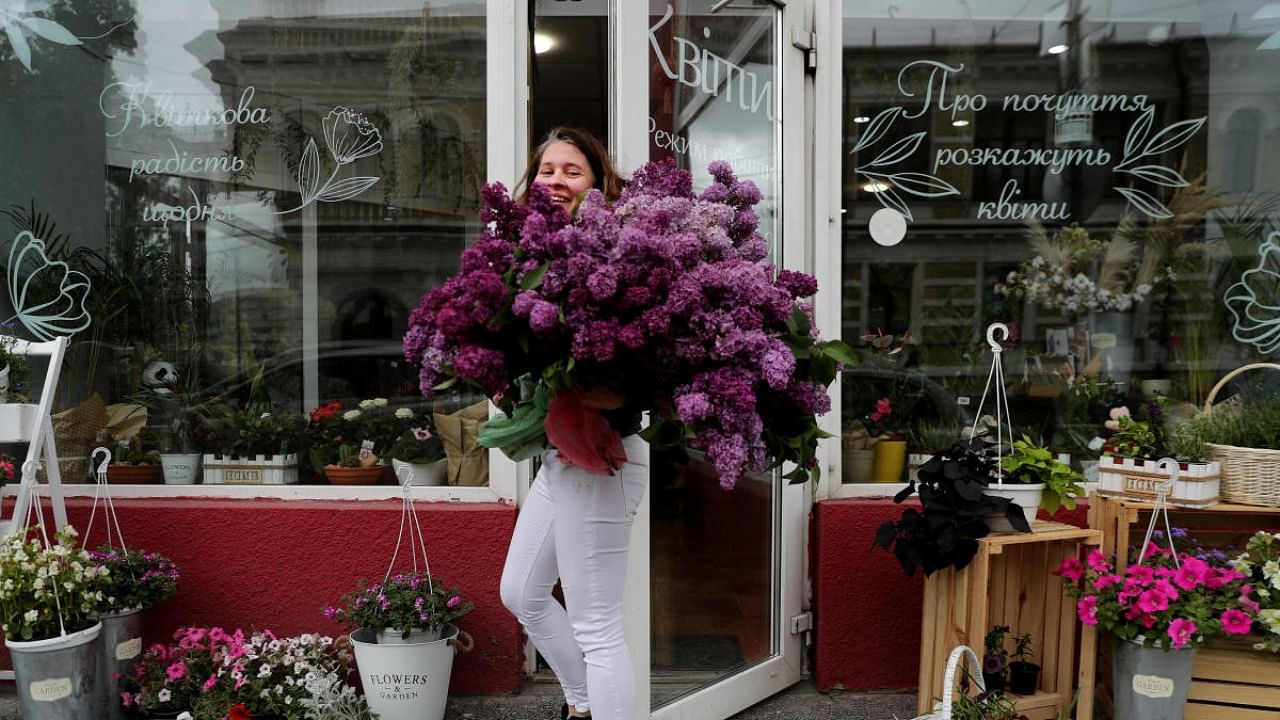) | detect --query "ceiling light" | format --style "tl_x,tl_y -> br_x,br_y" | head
1048,44 -> 1068,55
534,33 -> 556,54
854,115 -> 871,124
861,180 -> 890,194
952,119 -> 970,127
